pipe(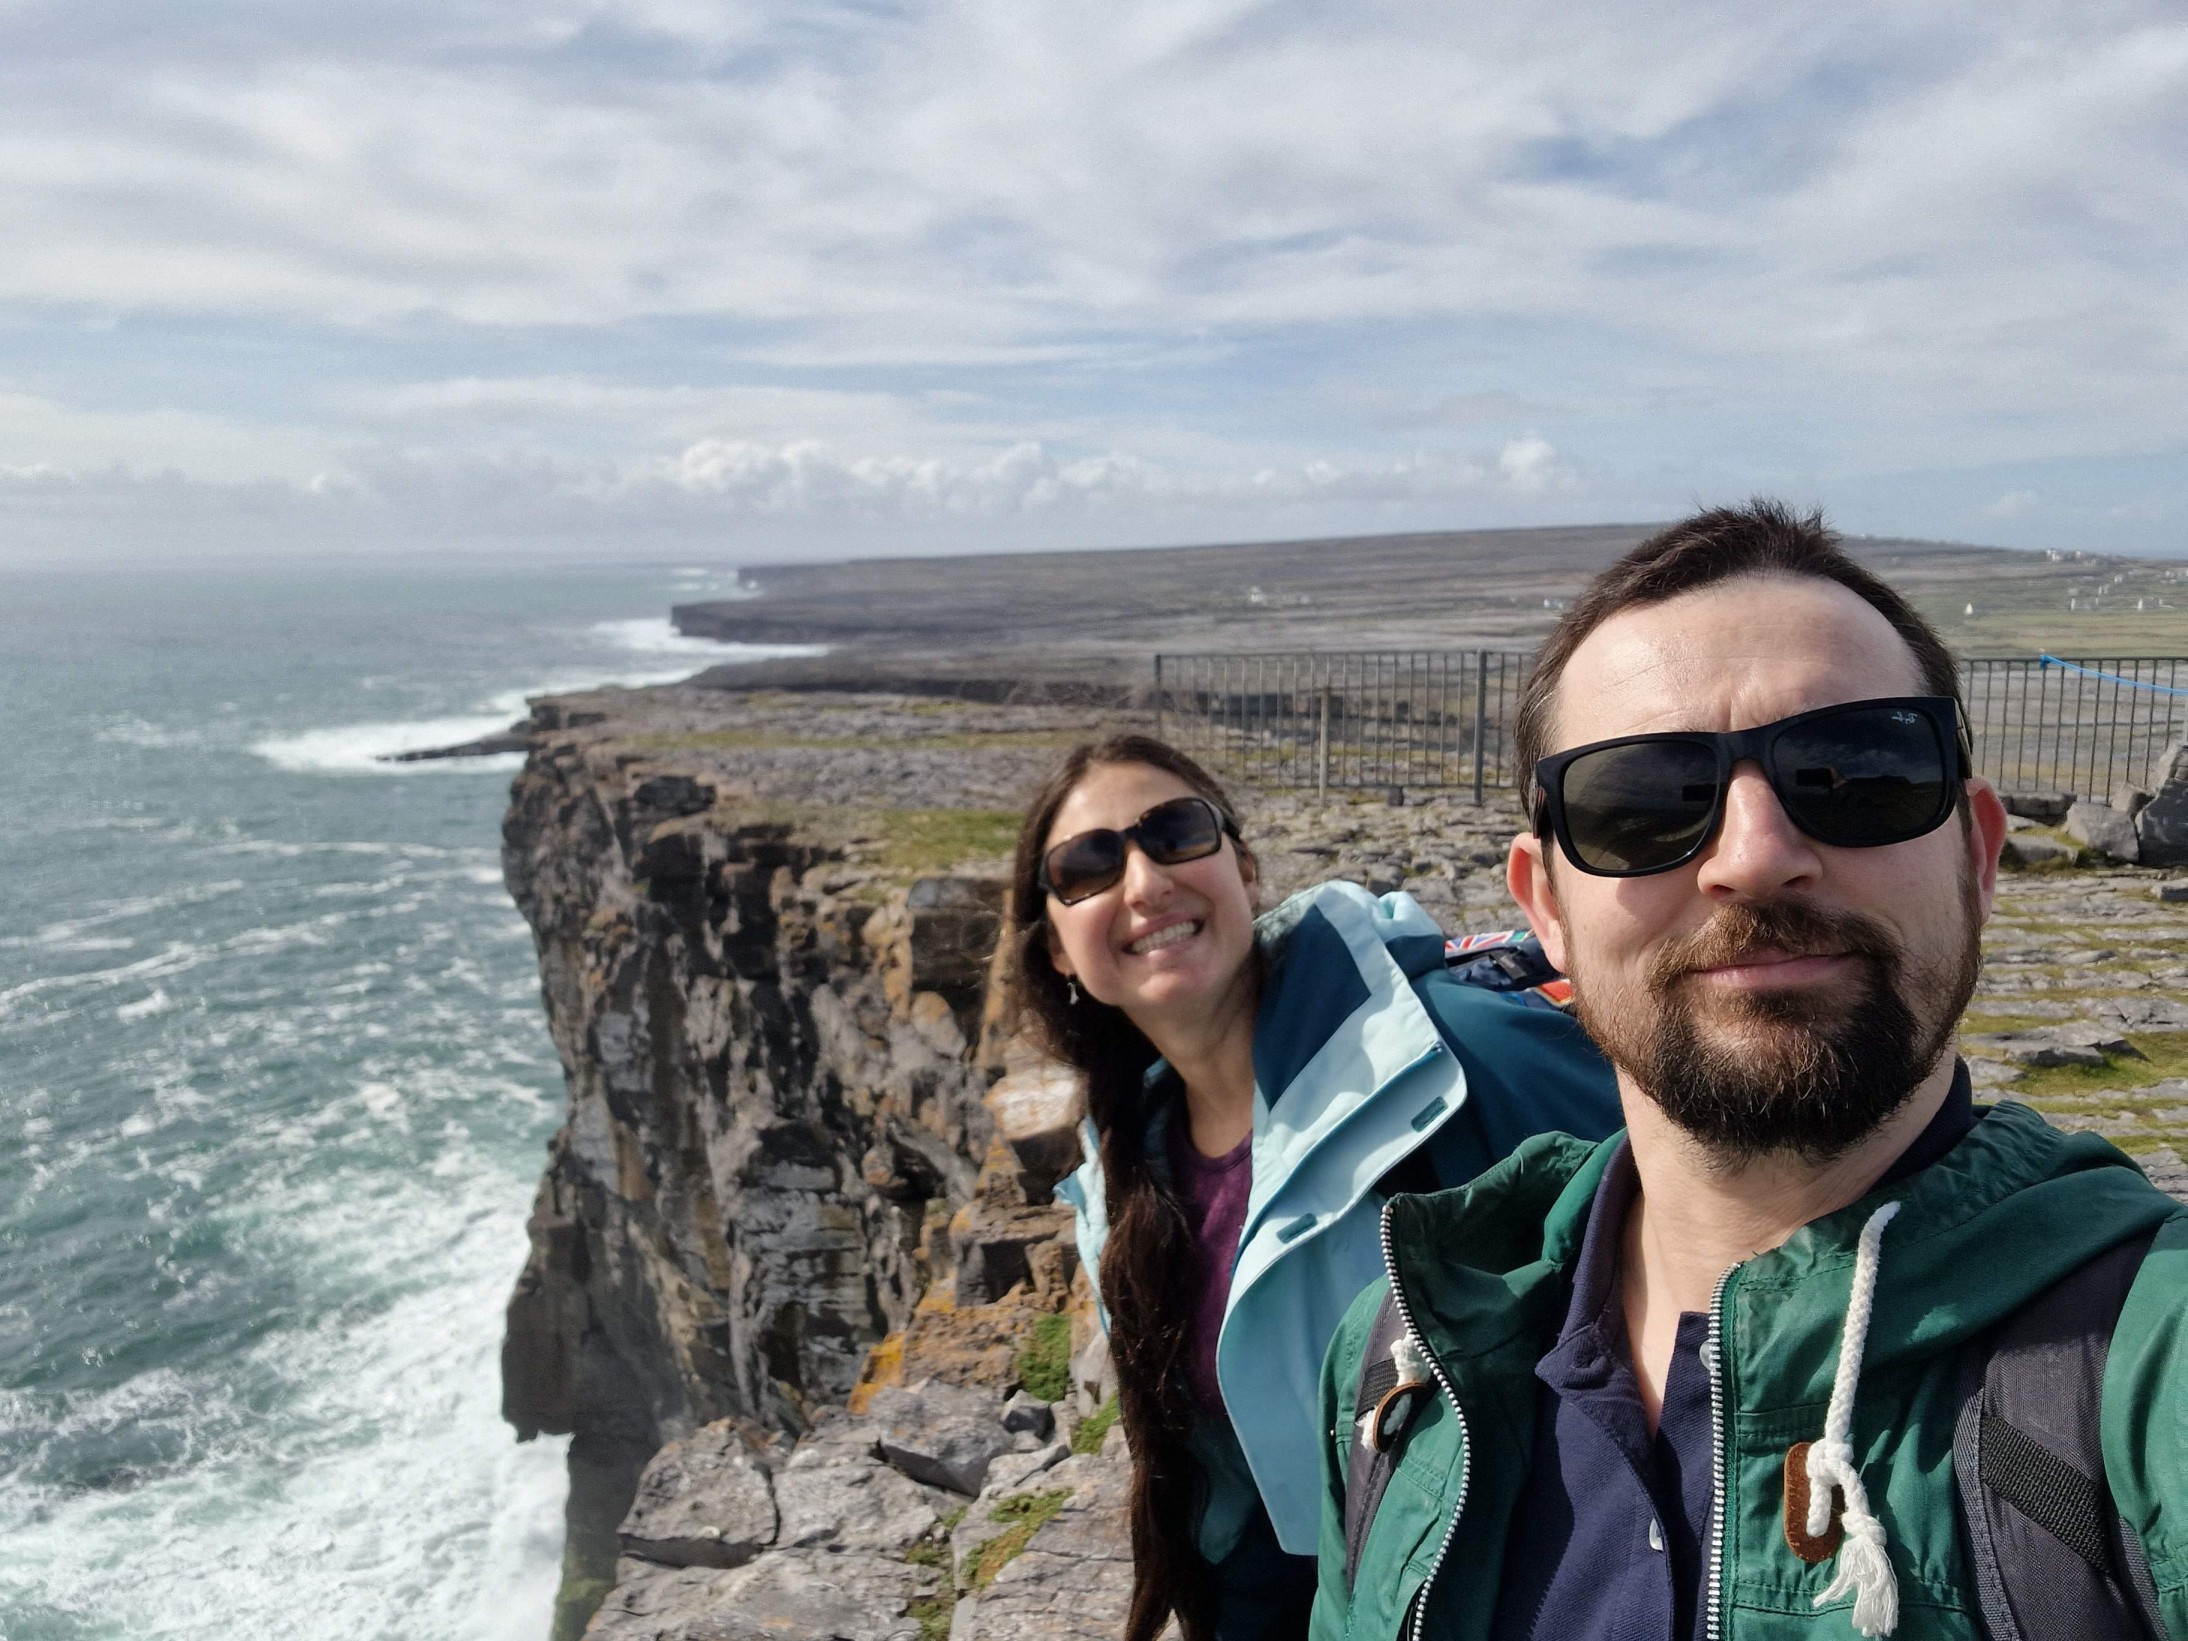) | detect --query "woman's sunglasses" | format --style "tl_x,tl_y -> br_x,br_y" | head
1038,795 -> 1235,906
1532,695 -> 1970,878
